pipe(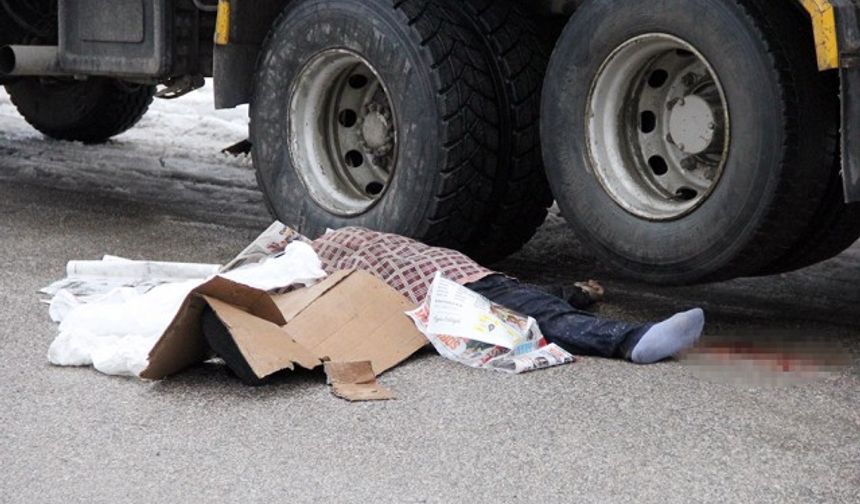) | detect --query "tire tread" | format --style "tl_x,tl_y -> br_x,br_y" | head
6,78 -> 154,144
453,0 -> 554,263
254,0 -> 502,250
